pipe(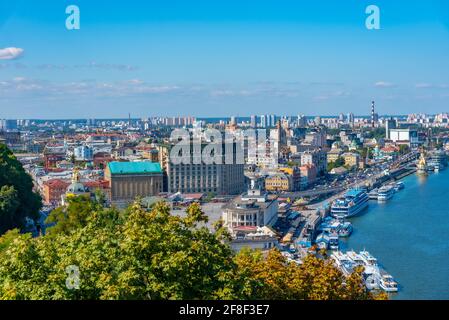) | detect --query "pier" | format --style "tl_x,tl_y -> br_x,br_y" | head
290,157 -> 417,250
